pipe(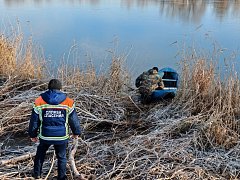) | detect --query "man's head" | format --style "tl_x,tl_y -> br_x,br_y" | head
48,79 -> 62,90
152,67 -> 158,74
